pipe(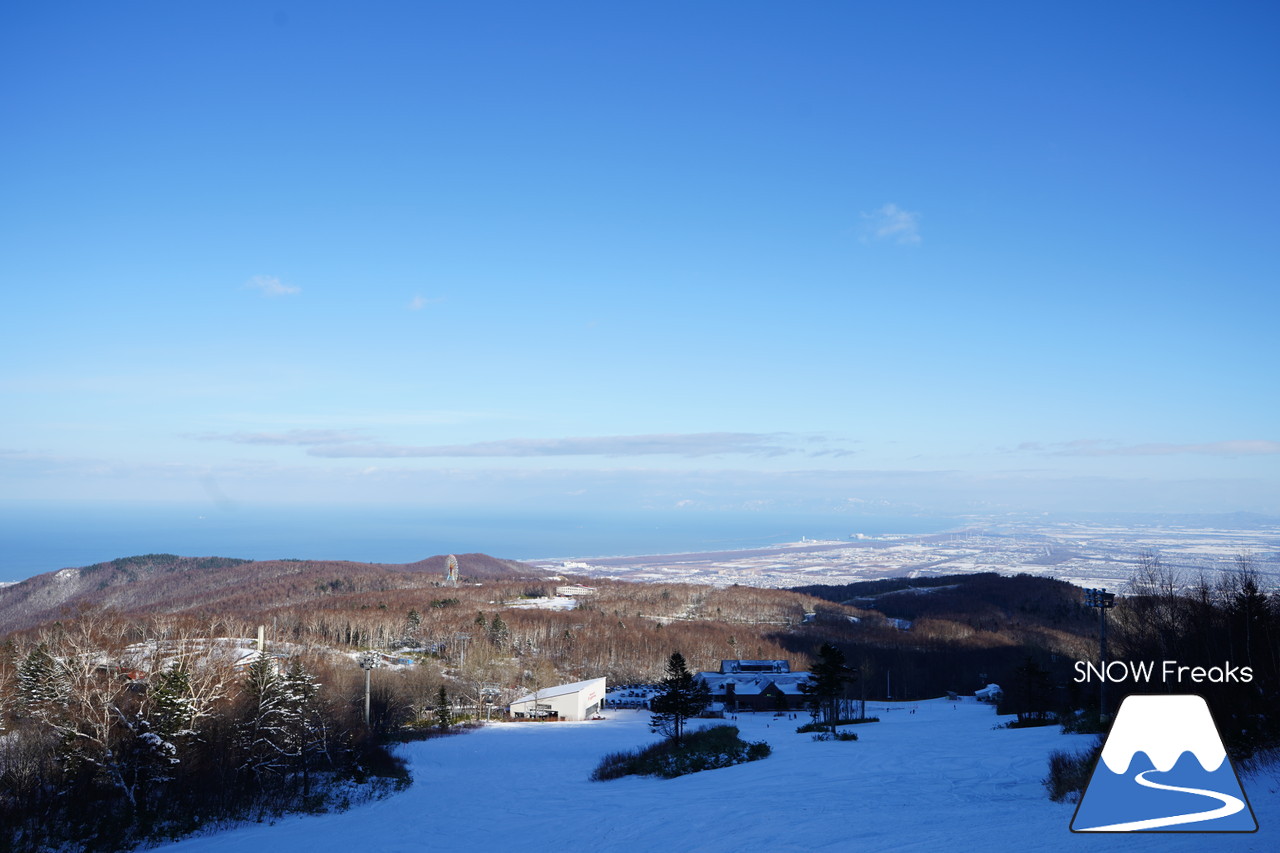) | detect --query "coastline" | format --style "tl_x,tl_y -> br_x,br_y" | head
3,508 -> 1275,589
528,520 -> 1280,591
